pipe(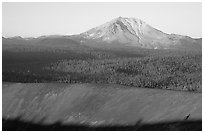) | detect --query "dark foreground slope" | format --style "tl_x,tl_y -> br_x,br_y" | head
3,118 -> 201,131
2,83 -> 201,130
